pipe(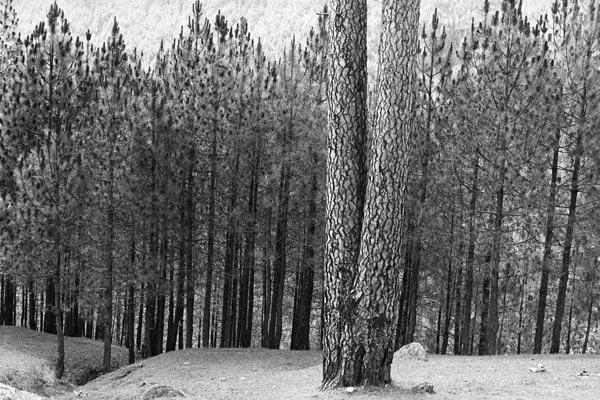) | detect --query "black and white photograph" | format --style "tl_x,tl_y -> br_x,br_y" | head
0,0 -> 598,398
